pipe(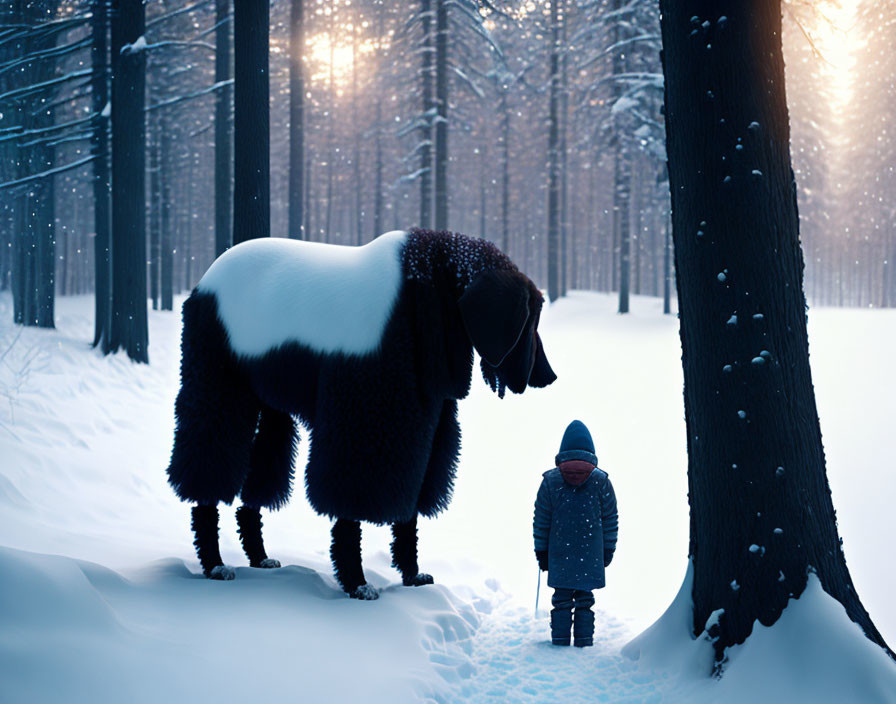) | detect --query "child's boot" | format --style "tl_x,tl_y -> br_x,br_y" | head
551,589 -> 574,645
573,590 -> 595,647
